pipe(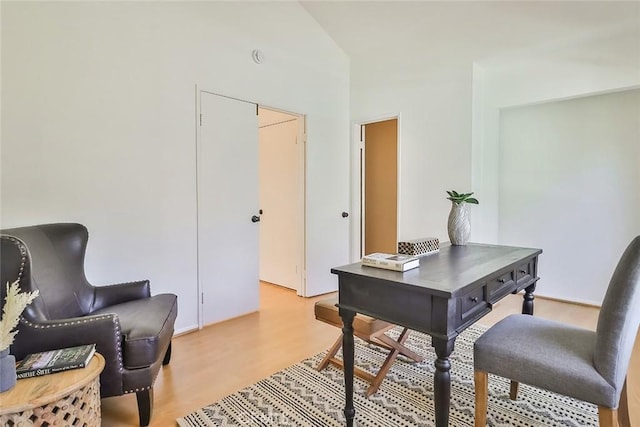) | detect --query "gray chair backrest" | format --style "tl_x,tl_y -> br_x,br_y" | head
594,235 -> 640,392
